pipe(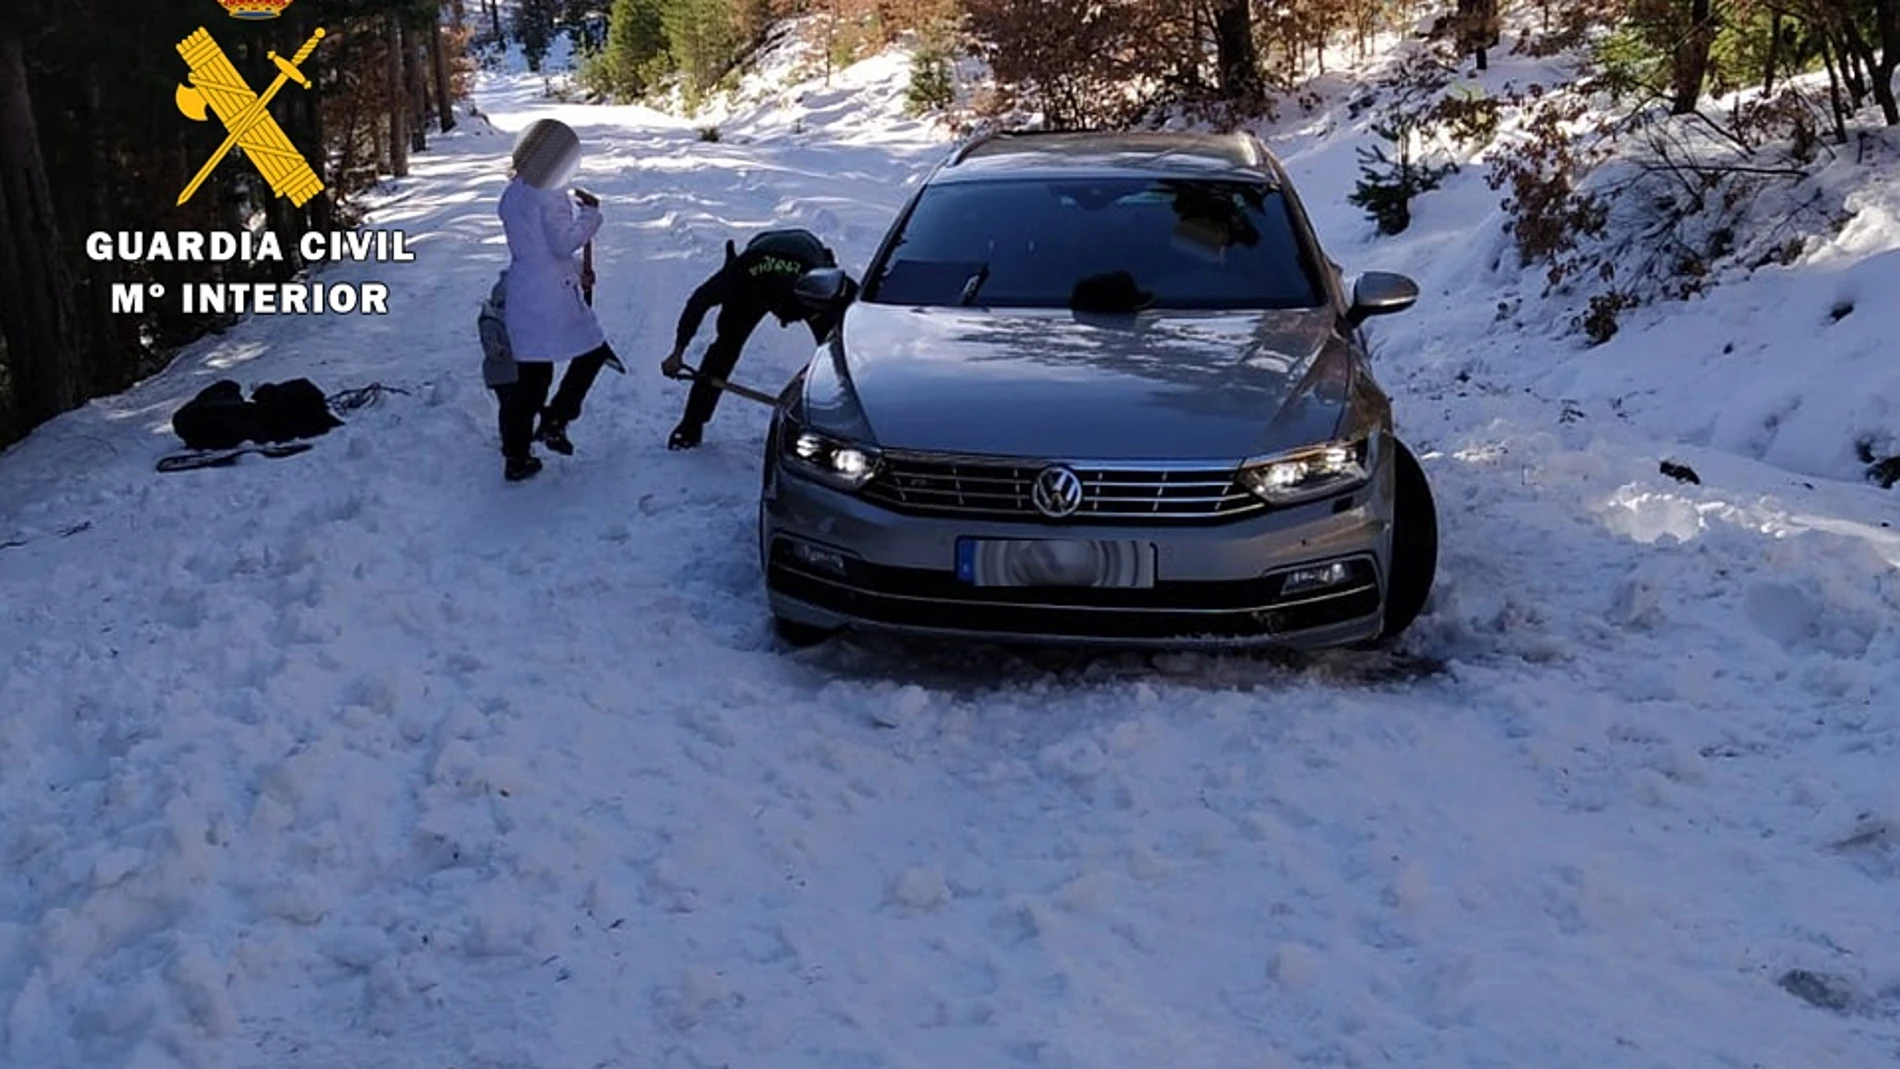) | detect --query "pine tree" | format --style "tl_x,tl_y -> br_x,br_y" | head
564,0 -> 610,53
1348,114 -> 1457,236
660,0 -> 742,103
516,0 -> 560,71
905,44 -> 954,114
599,0 -> 670,98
